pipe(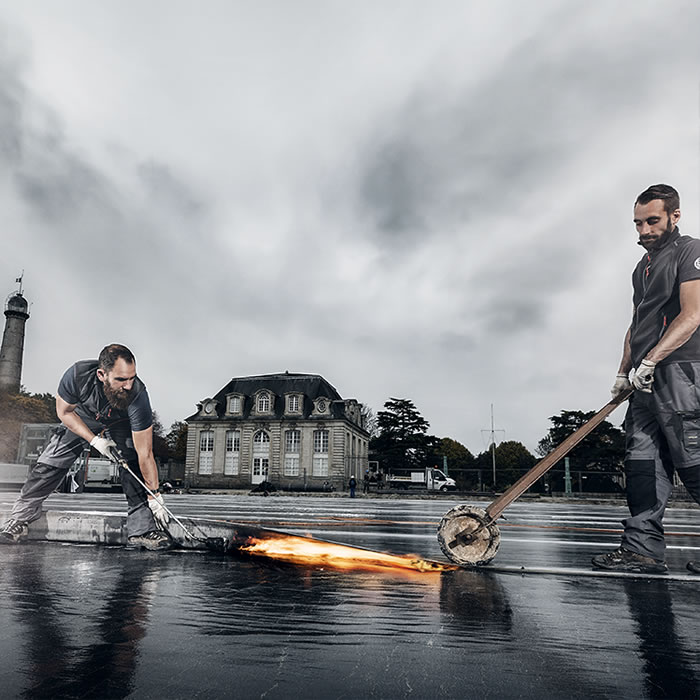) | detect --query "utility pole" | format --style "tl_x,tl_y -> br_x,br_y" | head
481,404 -> 505,489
